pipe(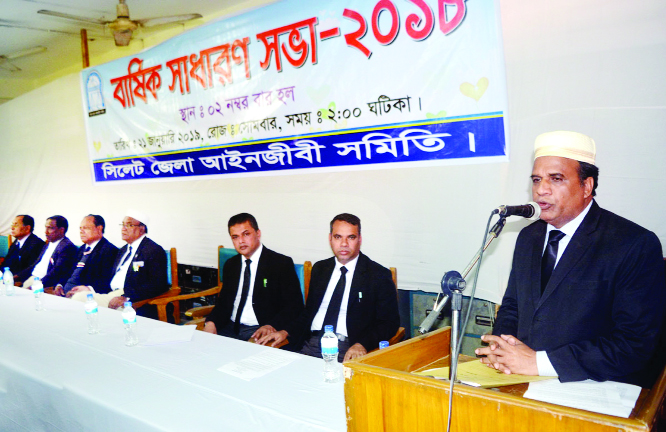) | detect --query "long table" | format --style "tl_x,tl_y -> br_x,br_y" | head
0,288 -> 346,432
